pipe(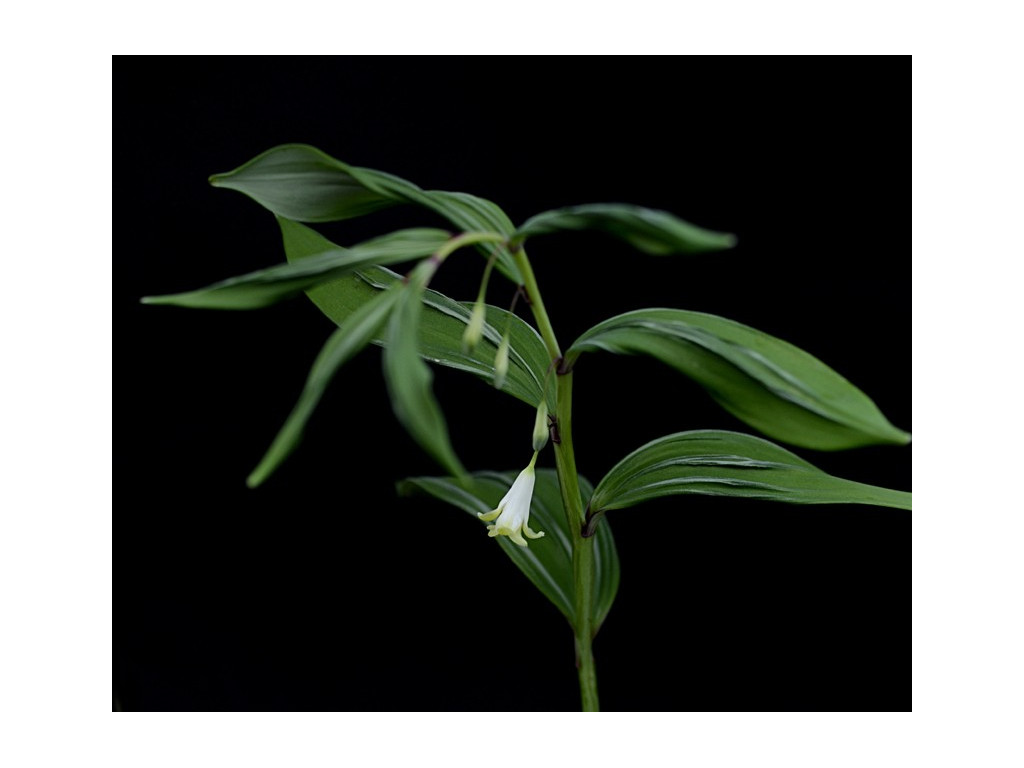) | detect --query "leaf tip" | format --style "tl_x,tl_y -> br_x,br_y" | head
246,467 -> 267,489
881,424 -> 912,447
